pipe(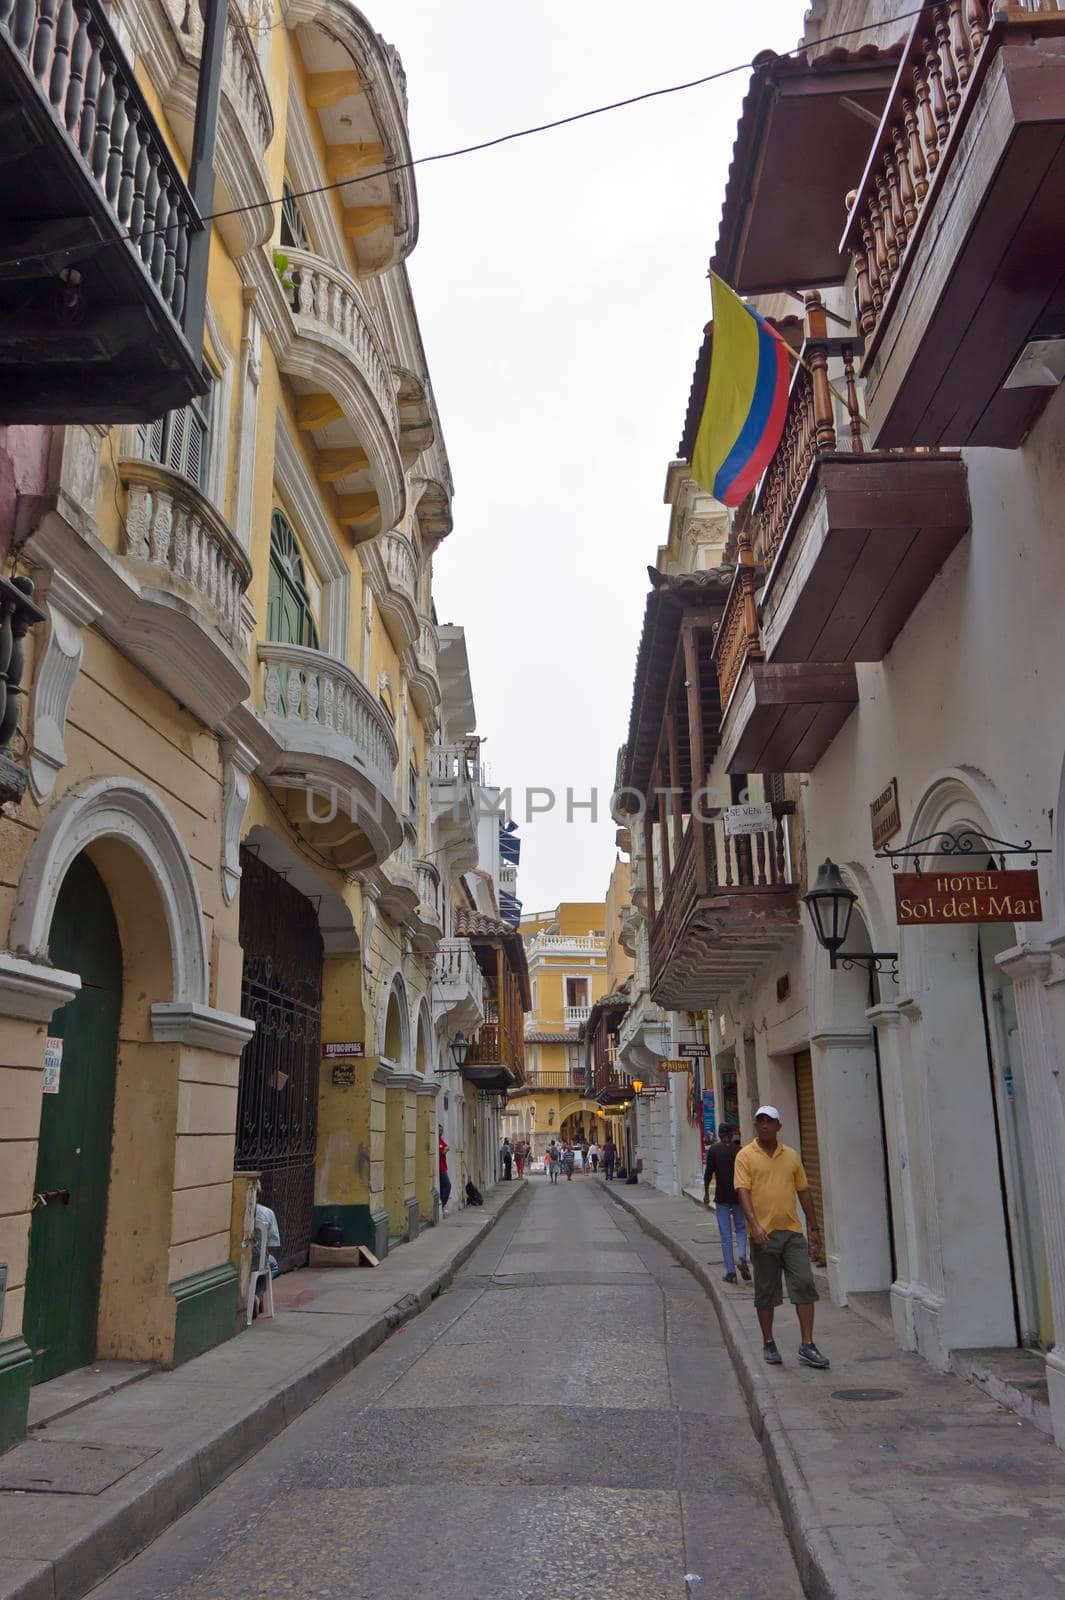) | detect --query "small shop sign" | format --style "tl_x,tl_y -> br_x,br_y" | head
893,869 -> 1042,926
677,1042 -> 708,1059
662,1059 -> 695,1072
636,1083 -> 668,1096
724,802 -> 774,837
870,778 -> 901,850
42,1037 -> 63,1095
322,1041 -> 365,1058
